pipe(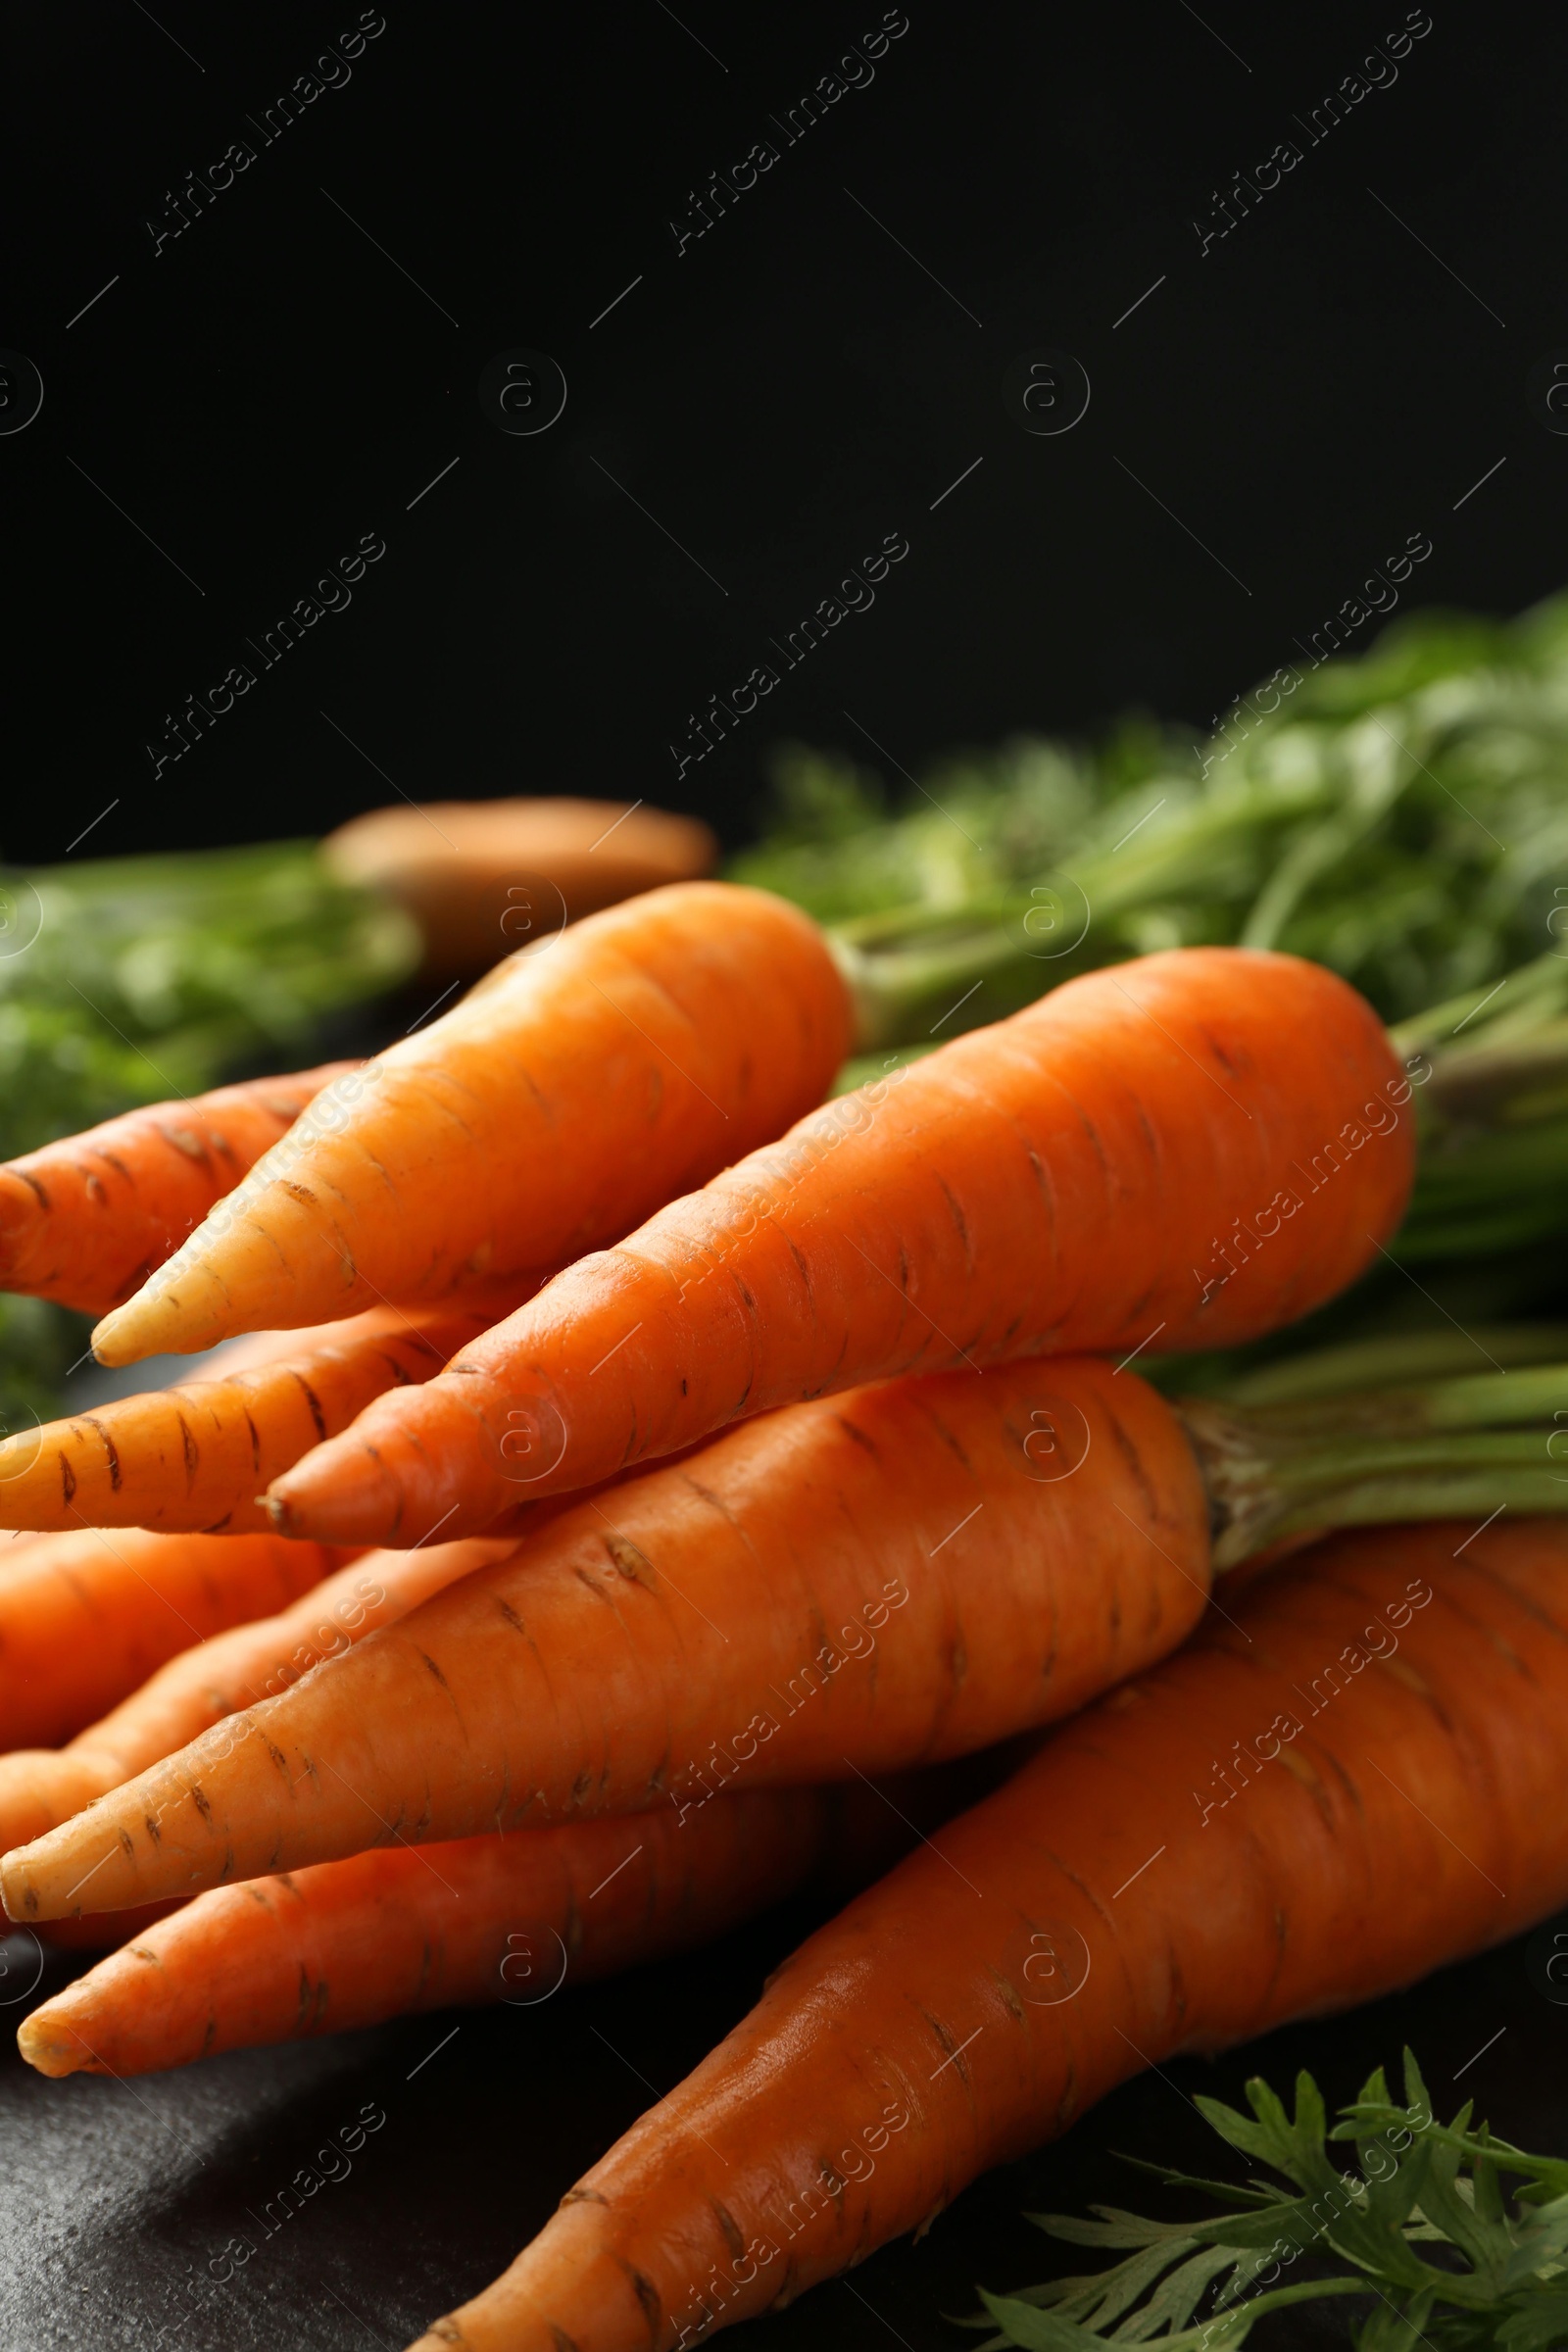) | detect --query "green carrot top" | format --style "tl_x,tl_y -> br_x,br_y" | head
973,2051 -> 1568,2352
